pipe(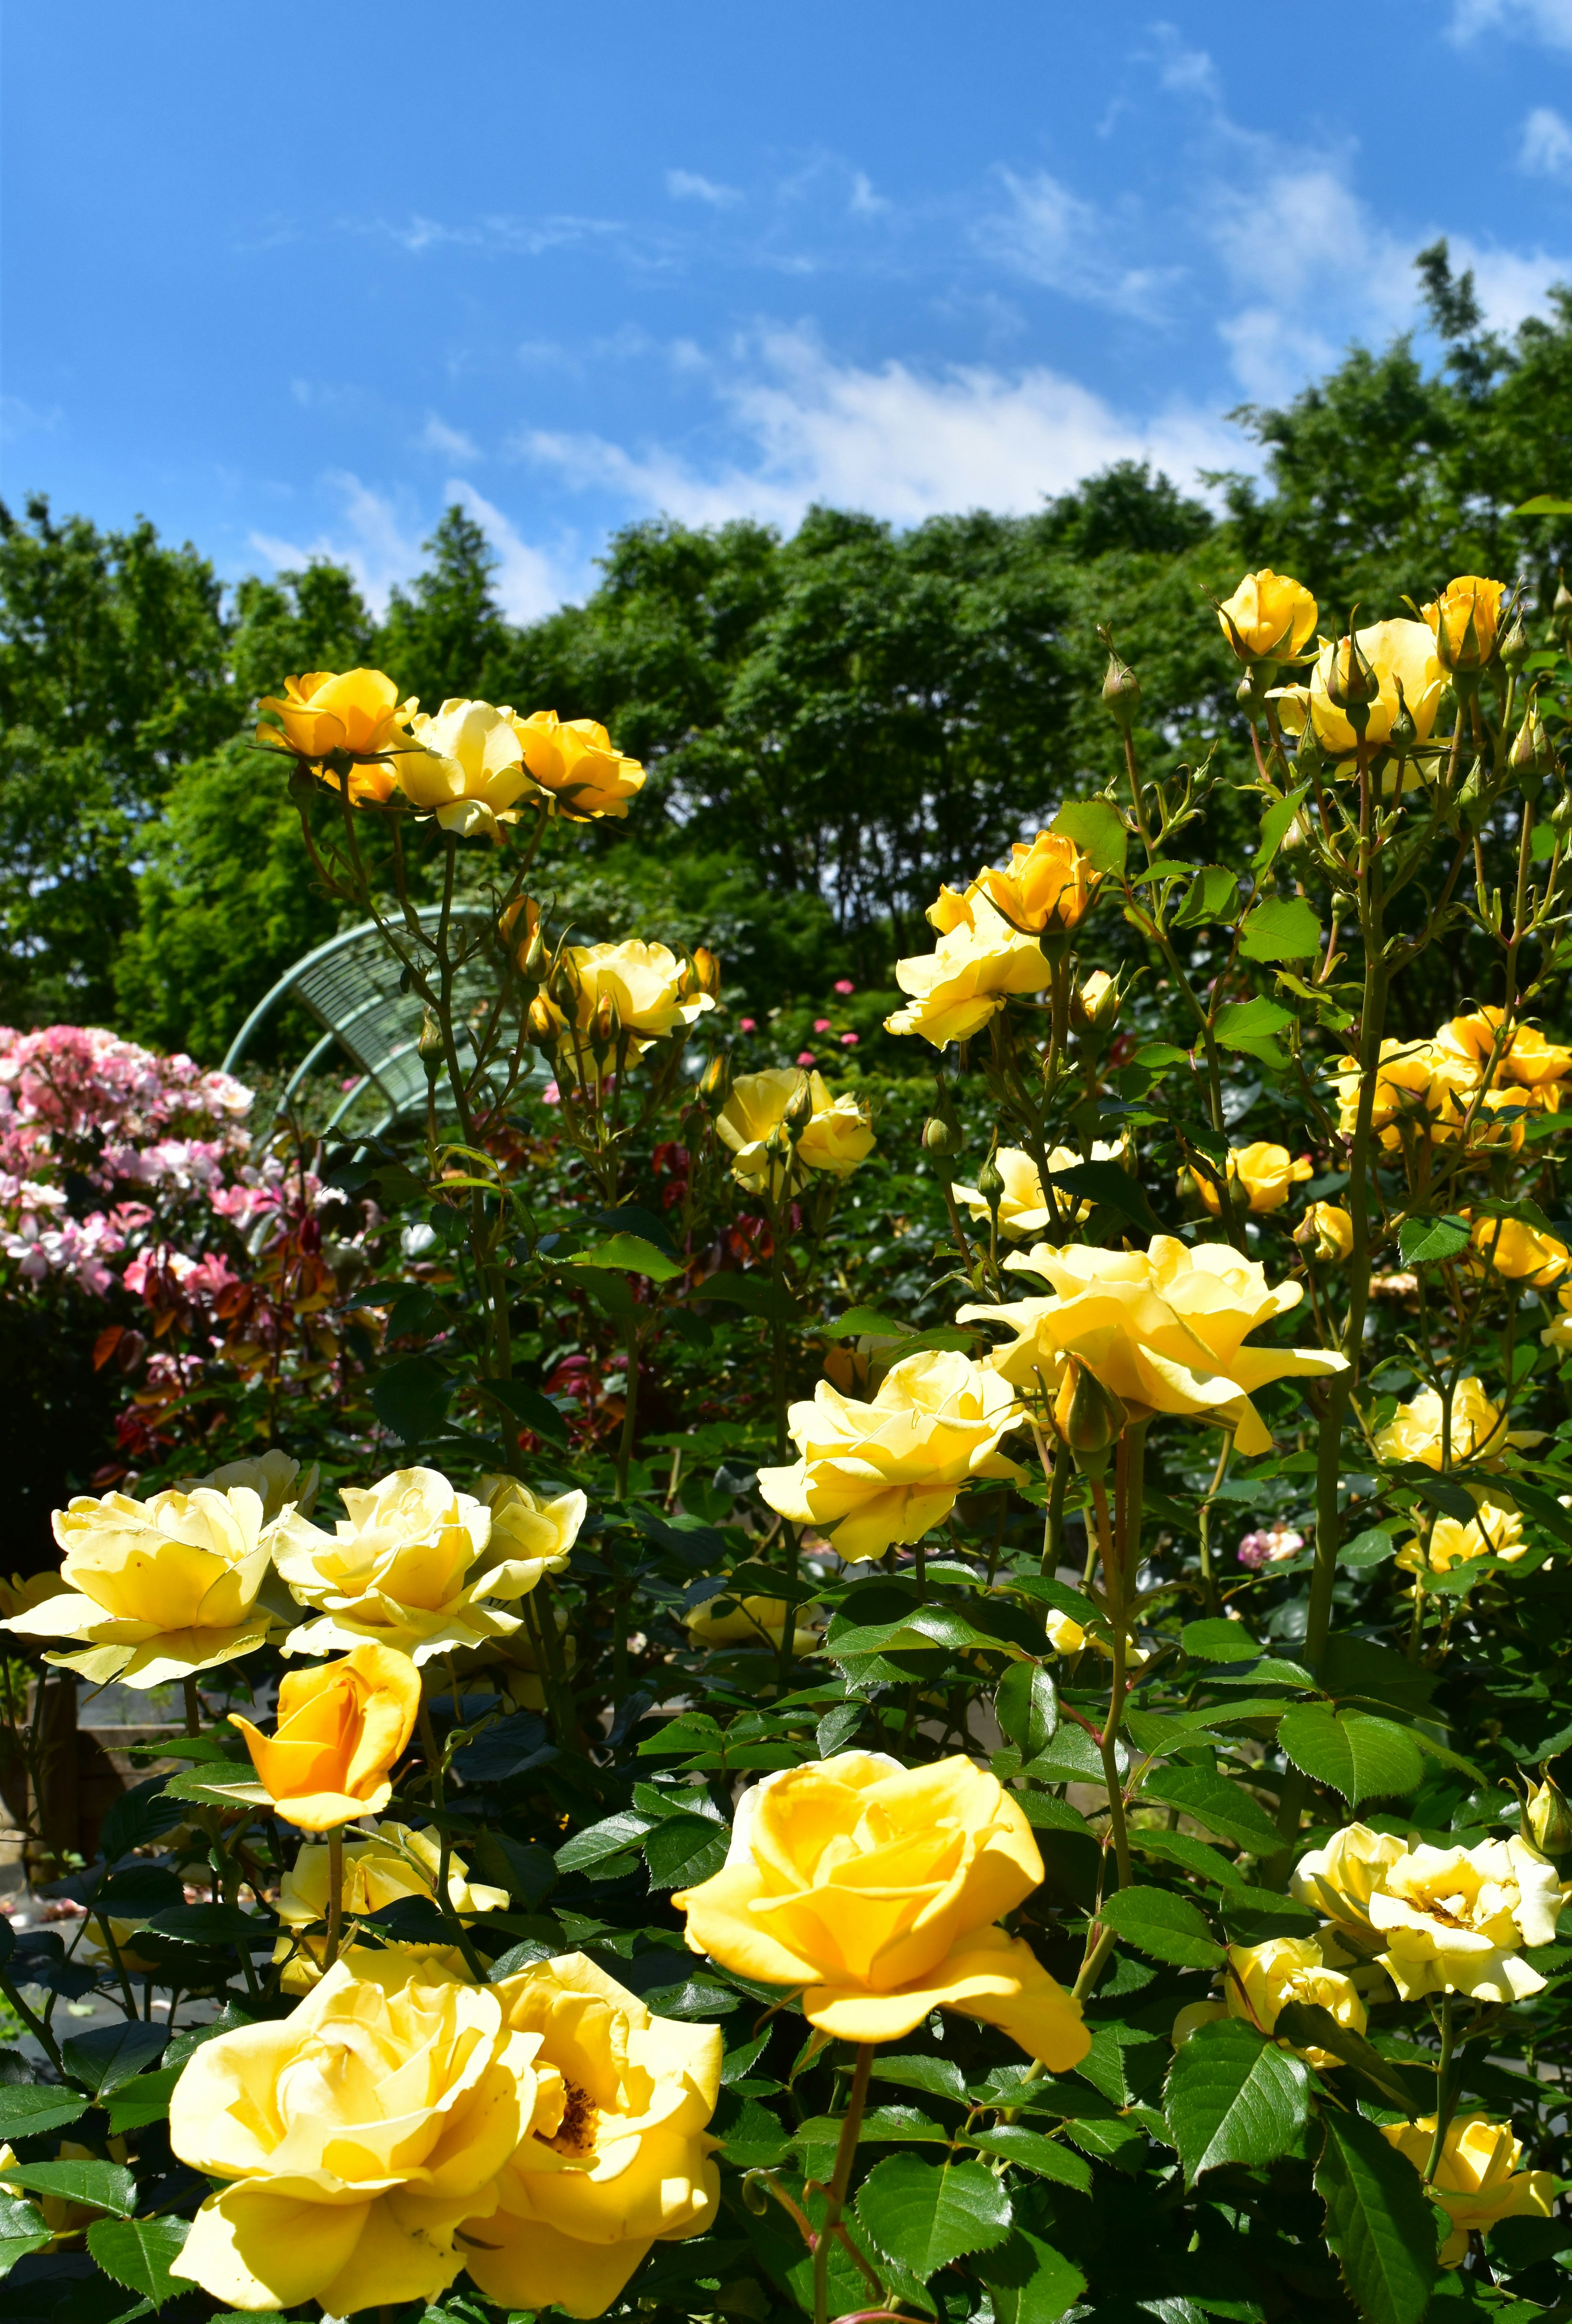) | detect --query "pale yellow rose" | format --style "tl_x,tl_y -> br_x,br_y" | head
716,1068 -> 874,1194
1436,1005 -> 1572,1110
951,1139 -> 1127,1238
1329,1037 -> 1507,1153
960,1235 -> 1347,1458
511,709 -> 646,820
461,1952 -> 720,2319
884,892 -> 1050,1047
1423,575 -> 1506,674
1465,1213 -> 1570,1287
255,667 -> 419,803
673,1751 -> 1089,2064
1366,1836 -> 1565,2002
1397,1500 -> 1525,1577
273,1466 -> 547,1664
547,941 -> 716,1078
1218,569 -> 1318,663
1295,1201 -> 1354,1263
1223,1935 -> 1368,2066
1190,1142 -> 1312,1217
6,1485 -> 276,1689
683,1590 -> 825,1656
474,1474 -> 585,1581
230,1642 -> 421,1831
0,1569 -> 67,1623
272,1935 -> 475,1998
1382,2114 -> 1555,2266
181,1449 -> 320,1524
398,698 -> 534,838
169,1951 -> 533,2313
278,1820 -> 506,1929
973,831 -> 1096,937
1290,1823 -> 1408,1947
757,1348 -> 1024,1557
1274,619 -> 1446,762
1373,1377 -> 1516,1472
